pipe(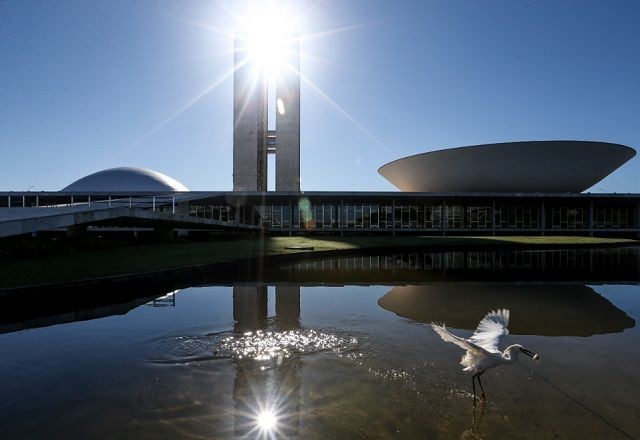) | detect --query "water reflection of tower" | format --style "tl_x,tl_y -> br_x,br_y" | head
232,284 -> 268,332
231,284 -> 300,331
232,284 -> 301,438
